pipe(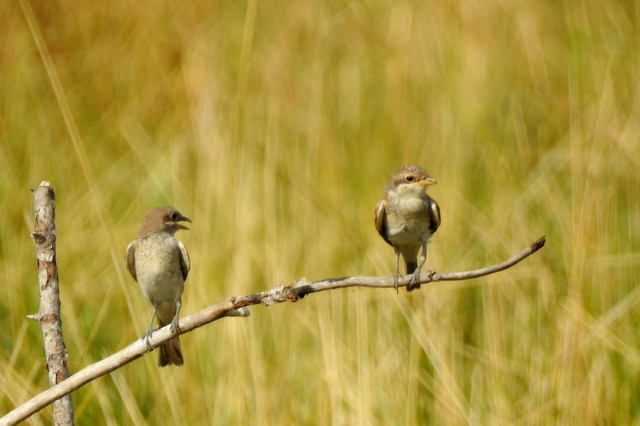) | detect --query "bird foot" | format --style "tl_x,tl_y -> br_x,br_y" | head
170,317 -> 181,335
142,329 -> 153,351
406,269 -> 422,292
393,273 -> 402,294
